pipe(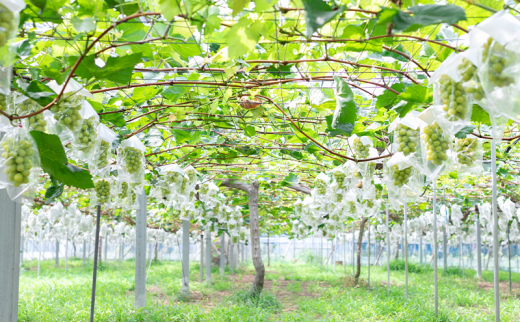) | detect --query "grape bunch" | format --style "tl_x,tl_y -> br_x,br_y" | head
95,180 -> 111,204
314,178 -> 327,195
27,113 -> 47,132
390,165 -> 413,187
458,58 -> 485,101
0,93 -> 8,111
76,118 -> 97,153
122,147 -> 143,174
333,192 -> 343,203
50,96 -> 82,131
331,213 -> 340,221
181,168 -> 196,193
118,181 -> 129,199
2,137 -> 34,187
353,138 -> 369,158
347,201 -> 356,213
333,170 -> 346,189
200,183 -> 210,195
164,171 -> 183,186
456,138 -> 479,166
0,4 -> 15,47
482,38 -> 514,88
395,124 -> 419,156
97,140 -> 110,168
438,75 -> 468,121
365,200 -> 374,208
422,123 -> 449,165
